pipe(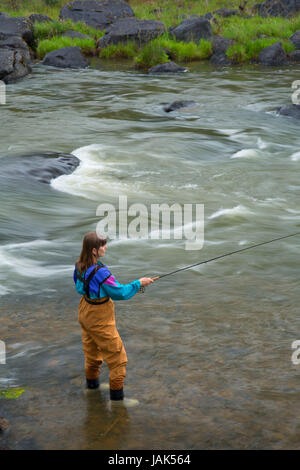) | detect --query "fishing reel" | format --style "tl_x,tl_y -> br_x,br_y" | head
139,276 -> 159,293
